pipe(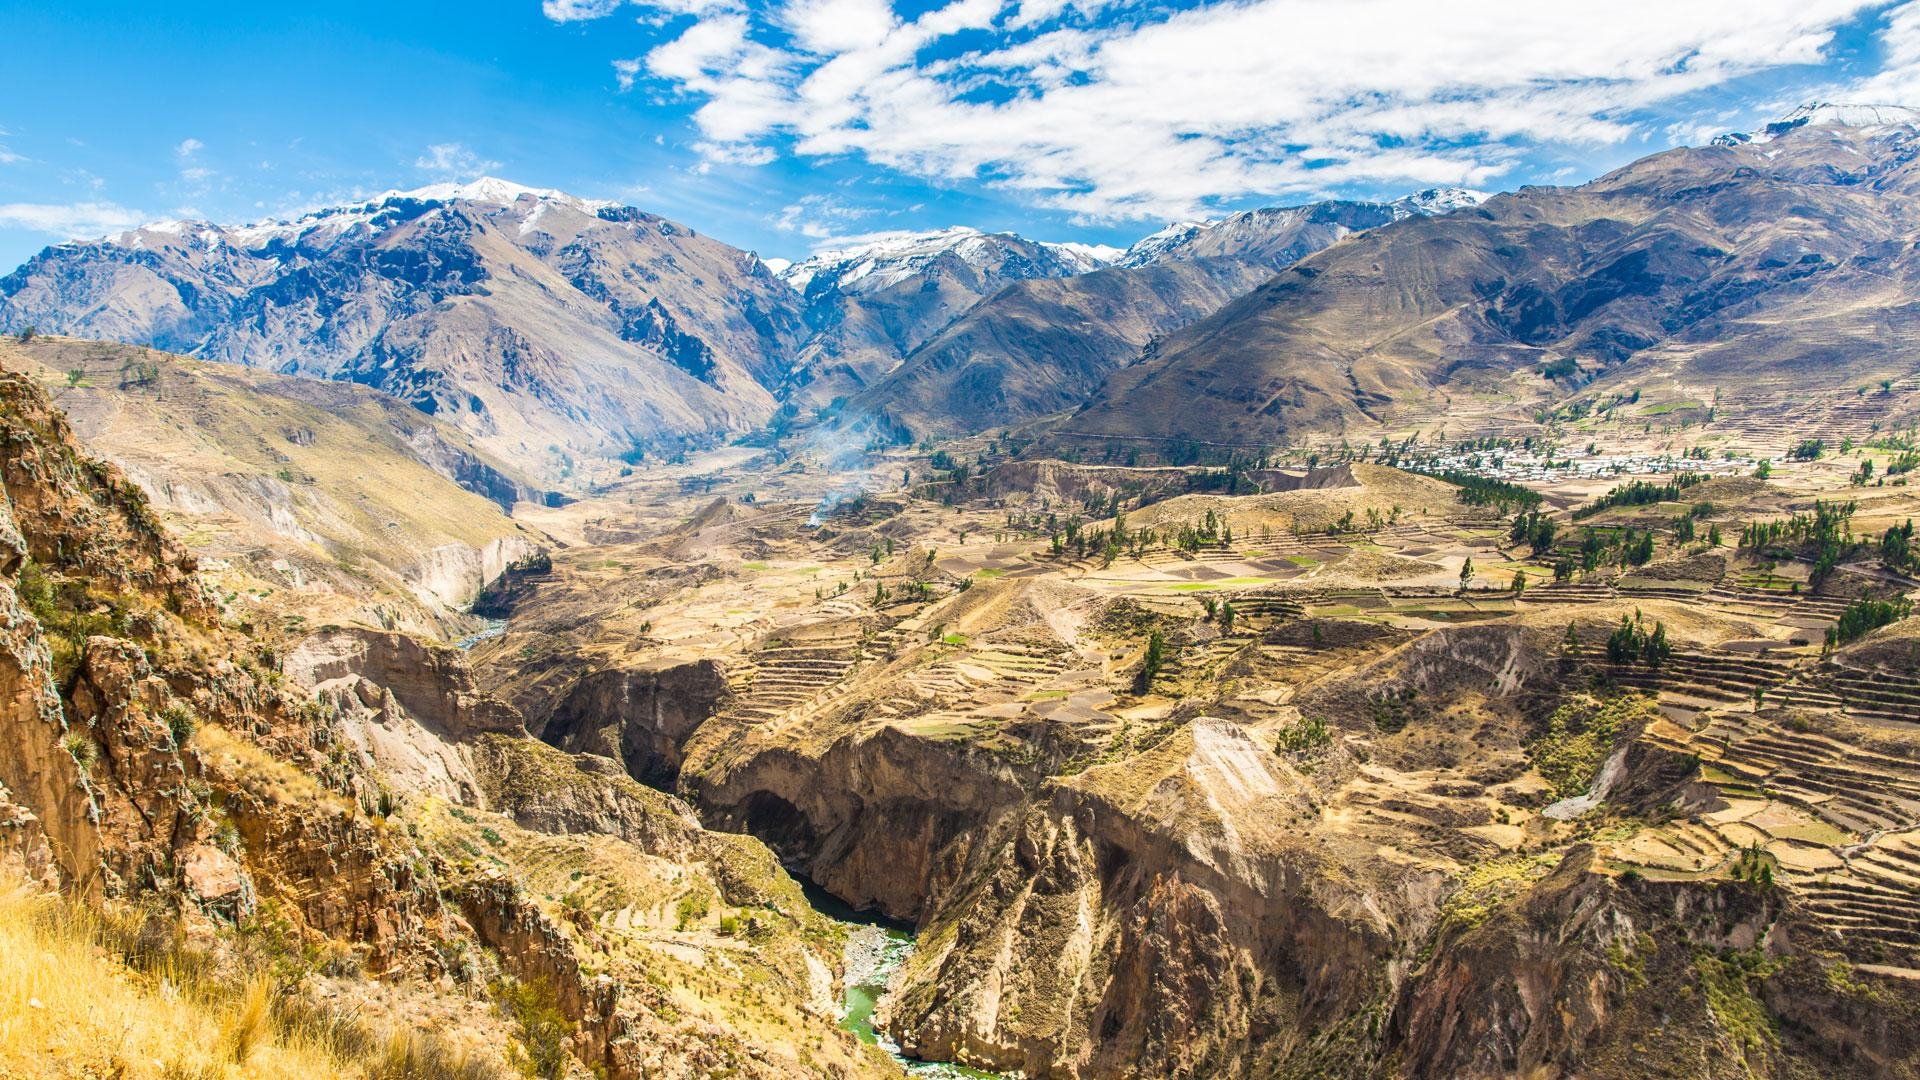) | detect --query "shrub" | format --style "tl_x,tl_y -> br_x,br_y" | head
1275,714 -> 1332,756
493,977 -> 574,1080
161,702 -> 198,748
1132,630 -> 1167,694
